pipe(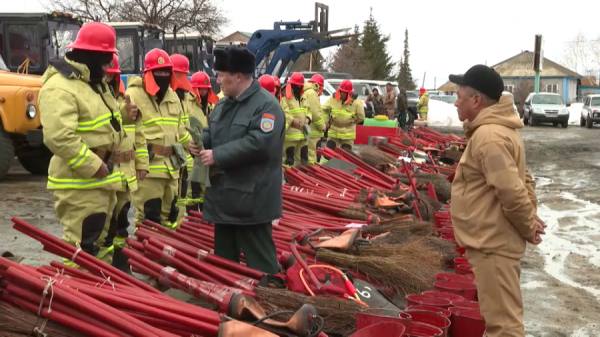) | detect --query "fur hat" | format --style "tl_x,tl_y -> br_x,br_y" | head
214,46 -> 255,74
